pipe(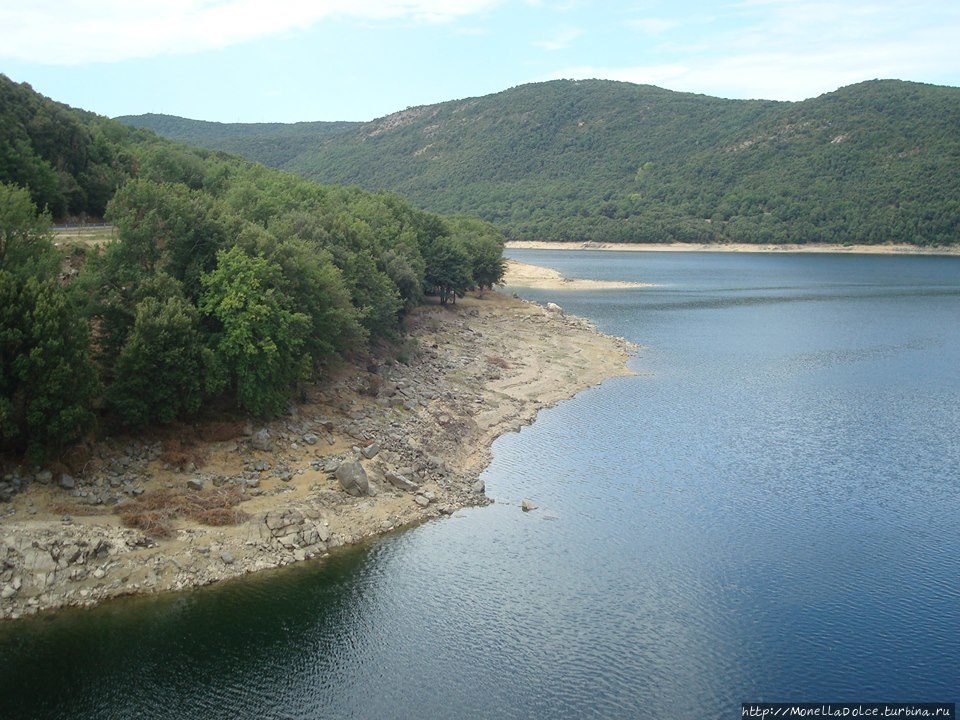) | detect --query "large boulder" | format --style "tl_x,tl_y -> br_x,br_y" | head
250,429 -> 273,452
335,460 -> 369,497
